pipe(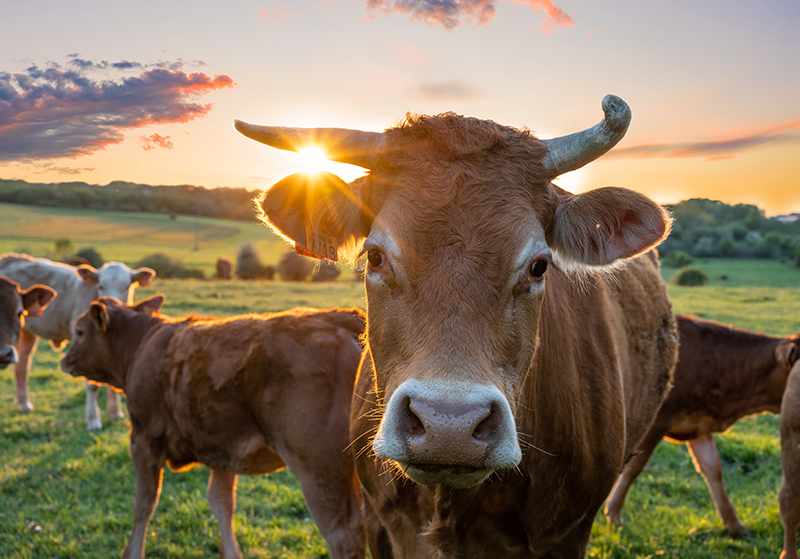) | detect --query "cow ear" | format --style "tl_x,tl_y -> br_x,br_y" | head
89,301 -> 109,333
549,186 -> 672,266
258,171 -> 372,261
133,295 -> 164,315
76,265 -> 99,286
21,285 -> 57,318
132,267 -> 155,287
777,342 -> 799,371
